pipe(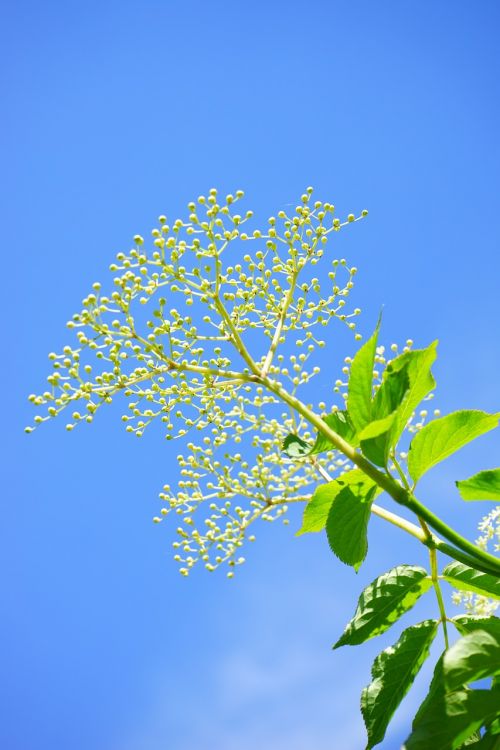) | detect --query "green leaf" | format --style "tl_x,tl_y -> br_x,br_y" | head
485,677 -> 500,740
359,412 -> 397,467
282,433 -> 310,458
358,344 -> 438,466
361,620 -> 438,748
282,410 -> 358,459
371,361 -> 410,420
404,689 -> 500,750
456,469 -> 500,502
334,565 -> 433,648
347,320 -> 380,432
408,410 -> 499,483
443,562 -> 500,600
296,469 -> 378,535
453,616 -> 500,641
461,733 -> 500,749
389,342 -> 438,441
459,732 -> 485,749
326,483 -> 377,571
442,630 -> 500,692
310,410 -> 359,452
405,631 -> 500,750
